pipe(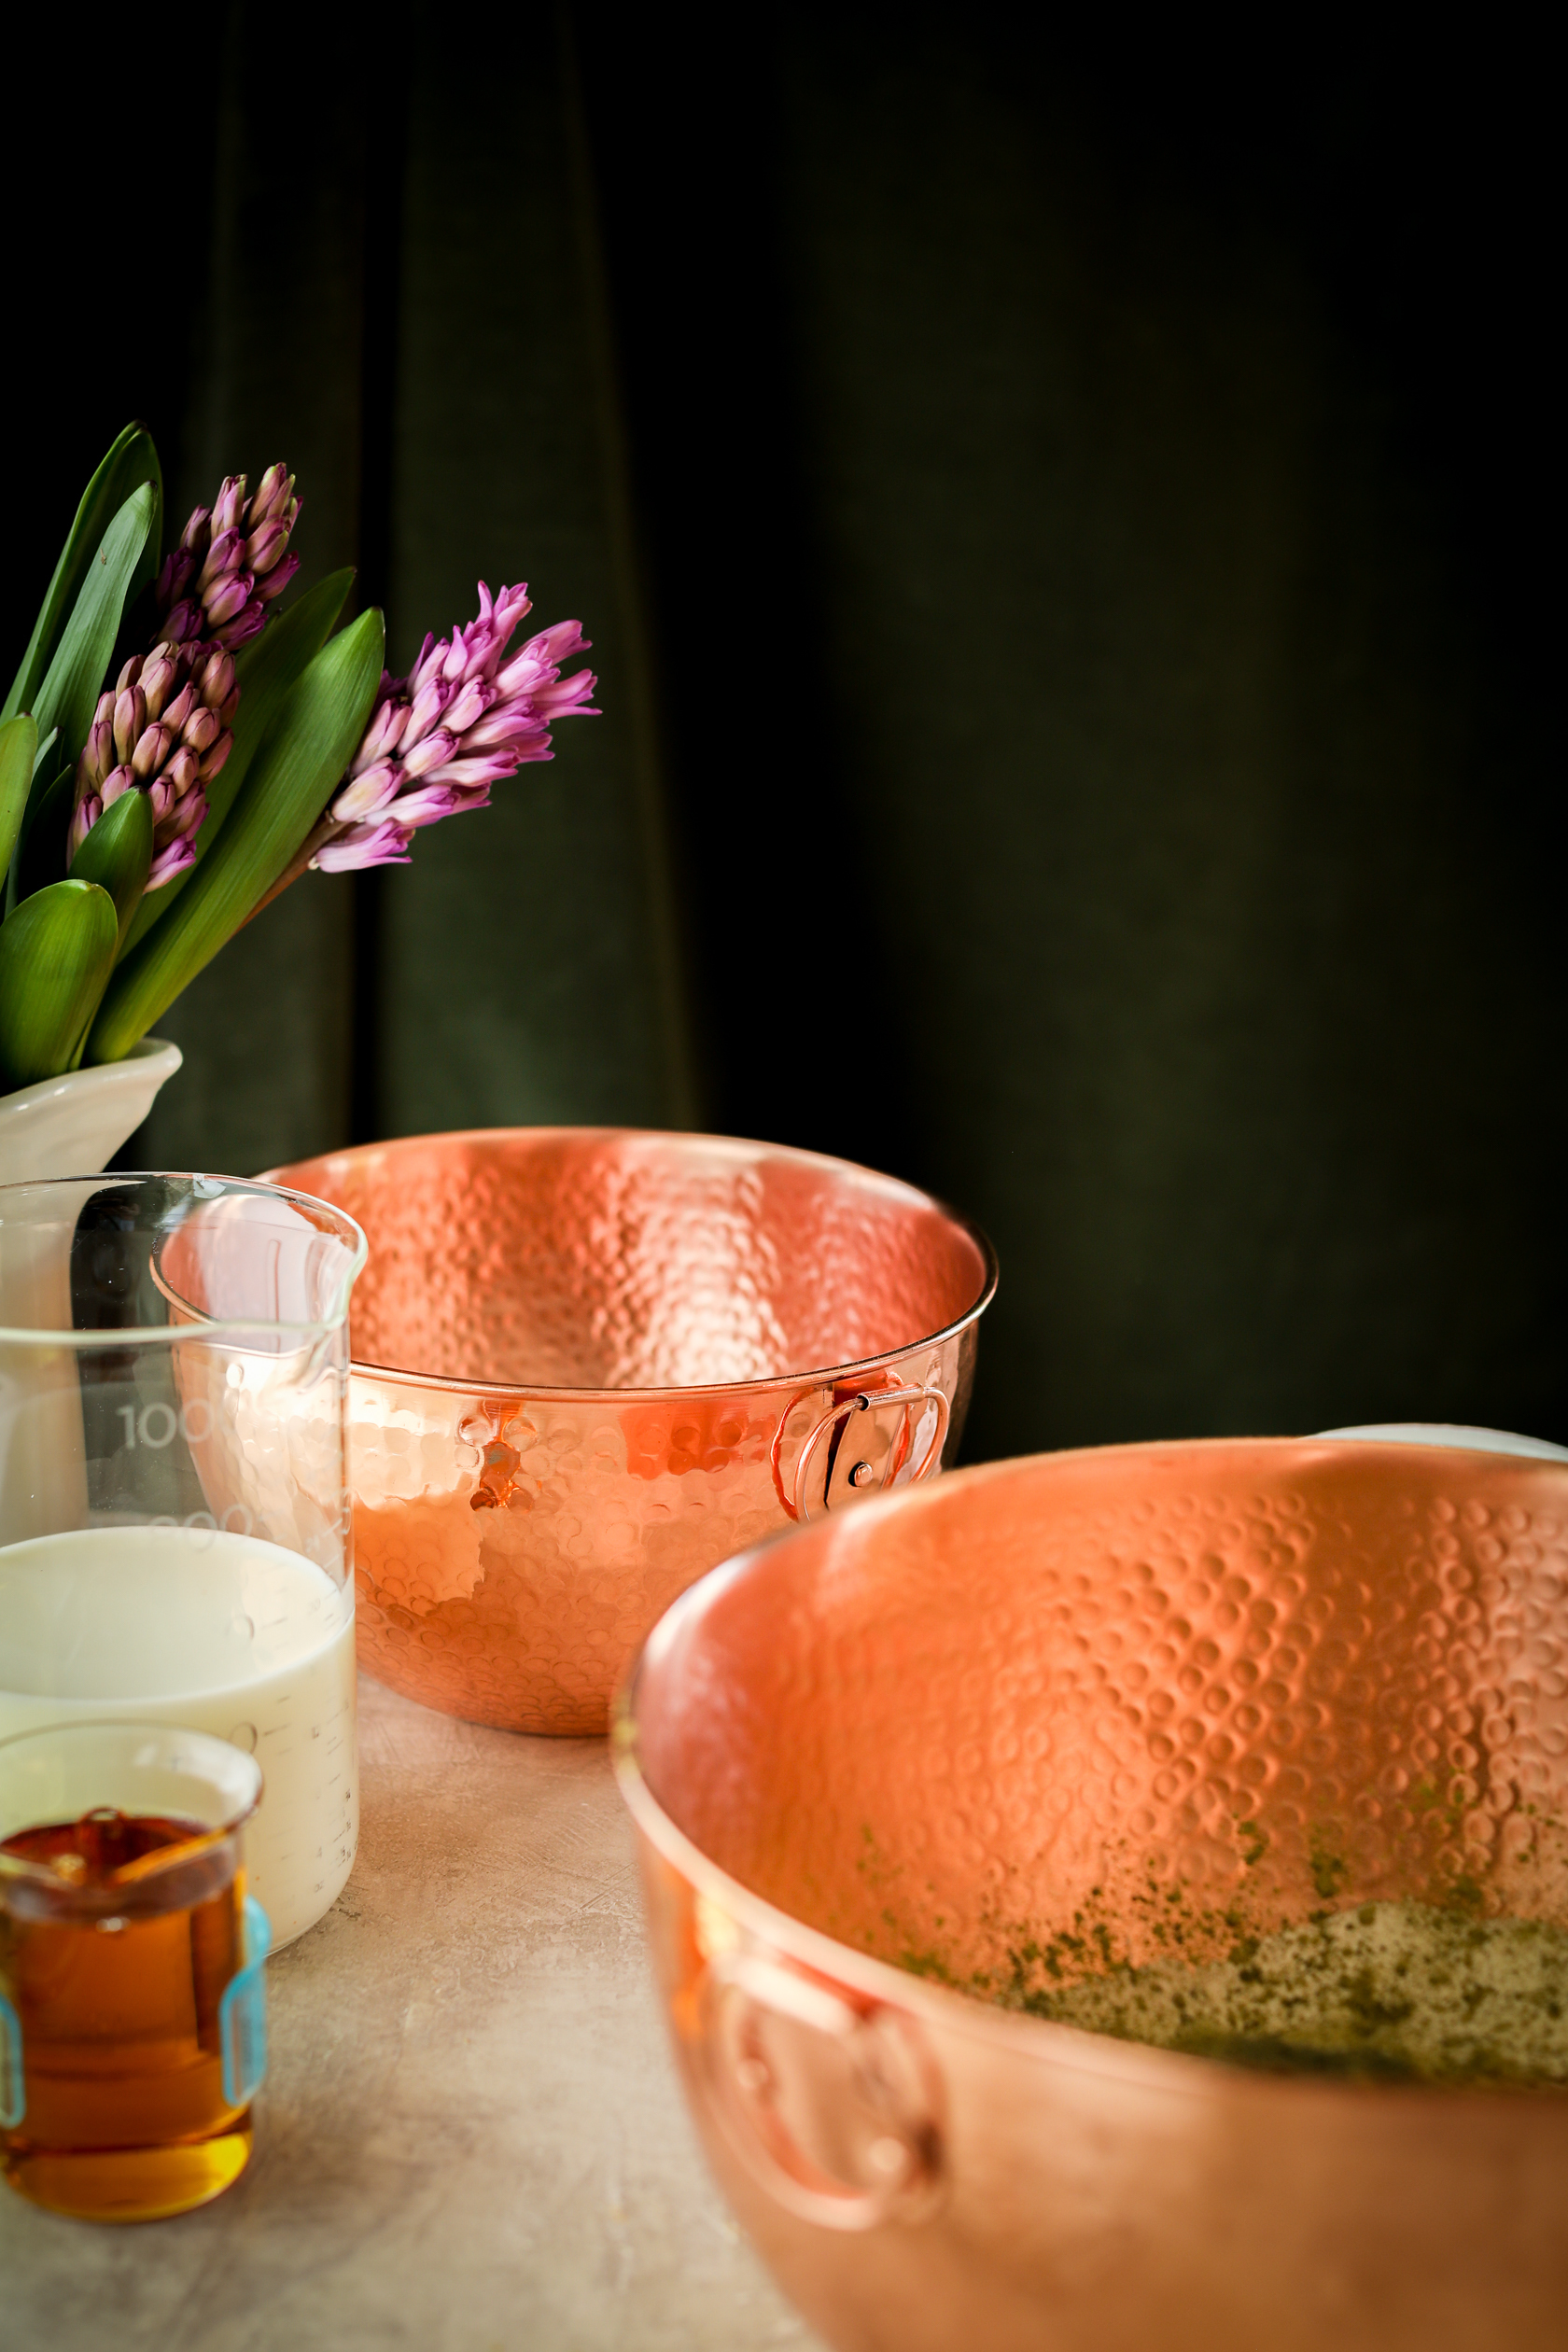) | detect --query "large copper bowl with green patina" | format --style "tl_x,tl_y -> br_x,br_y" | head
618,1436 -> 1568,2352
